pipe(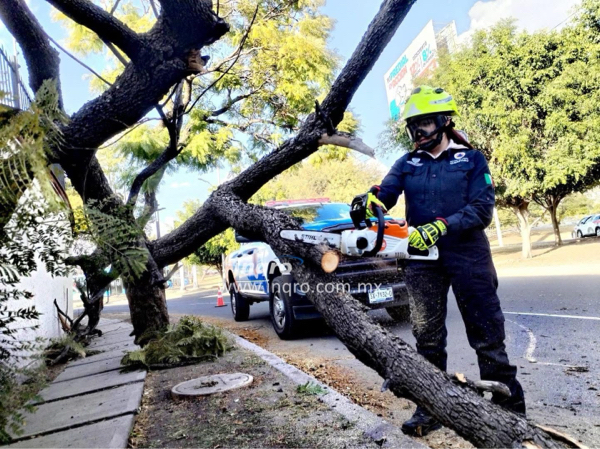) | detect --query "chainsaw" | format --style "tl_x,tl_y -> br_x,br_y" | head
280,194 -> 439,261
